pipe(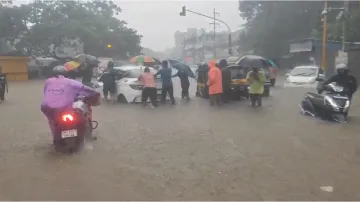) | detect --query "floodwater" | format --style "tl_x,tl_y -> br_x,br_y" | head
1,78 -> 360,200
